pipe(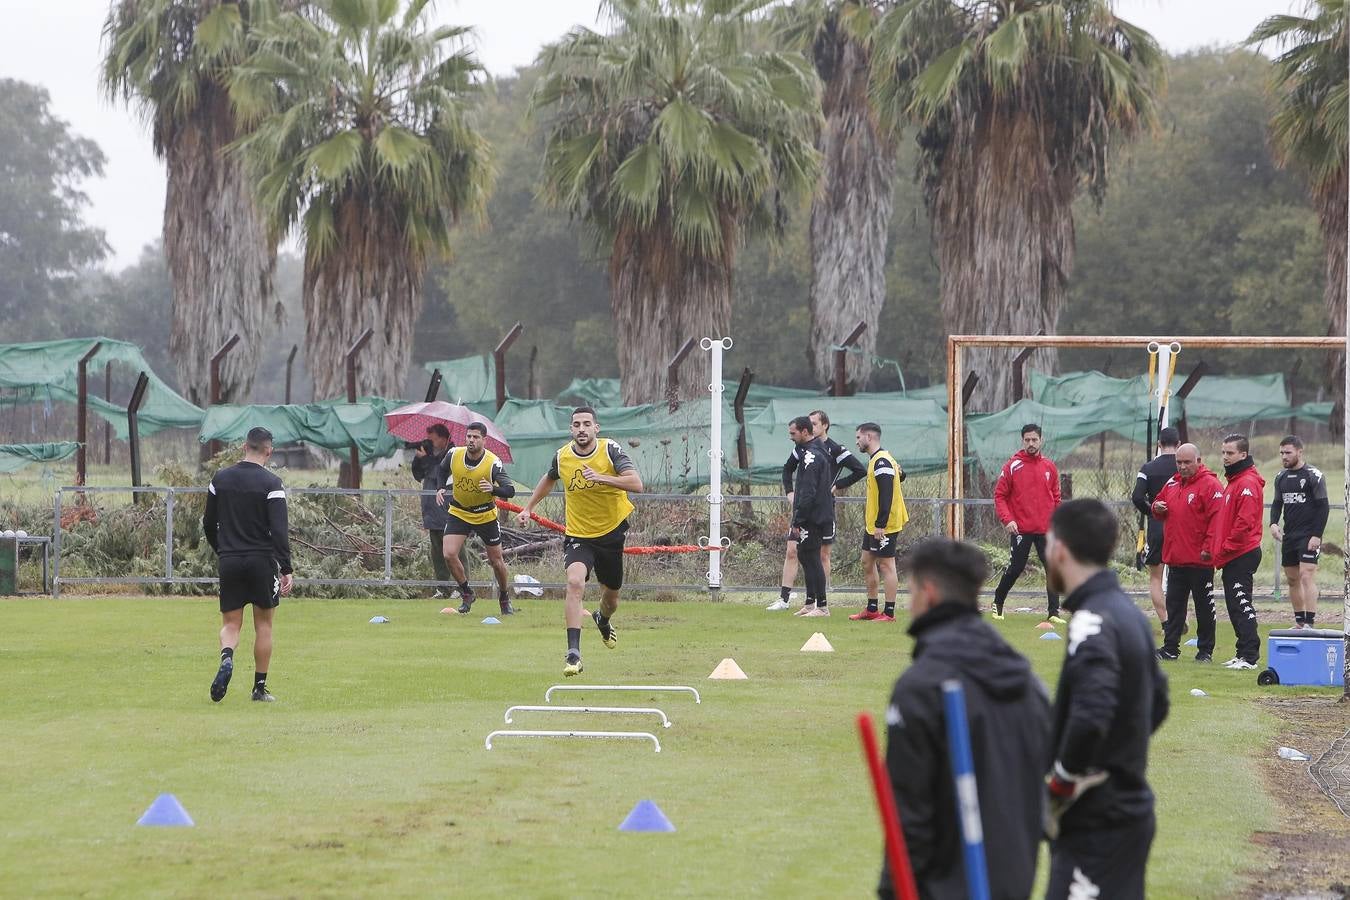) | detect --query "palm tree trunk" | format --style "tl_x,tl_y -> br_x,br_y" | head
164,84 -> 277,407
305,200 -> 424,400
1317,170 -> 1348,430
933,111 -> 1075,411
808,35 -> 895,391
610,224 -> 733,406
